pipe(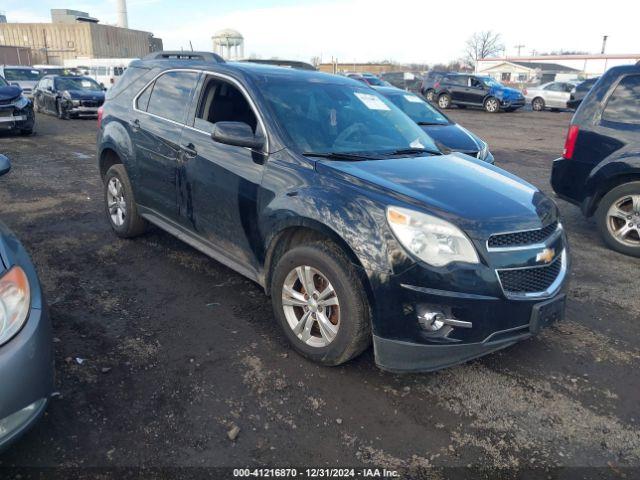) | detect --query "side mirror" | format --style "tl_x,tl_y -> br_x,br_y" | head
0,155 -> 11,177
212,121 -> 264,150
